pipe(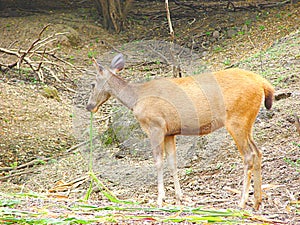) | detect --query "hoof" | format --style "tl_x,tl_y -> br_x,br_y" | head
238,201 -> 246,209
253,201 -> 261,211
